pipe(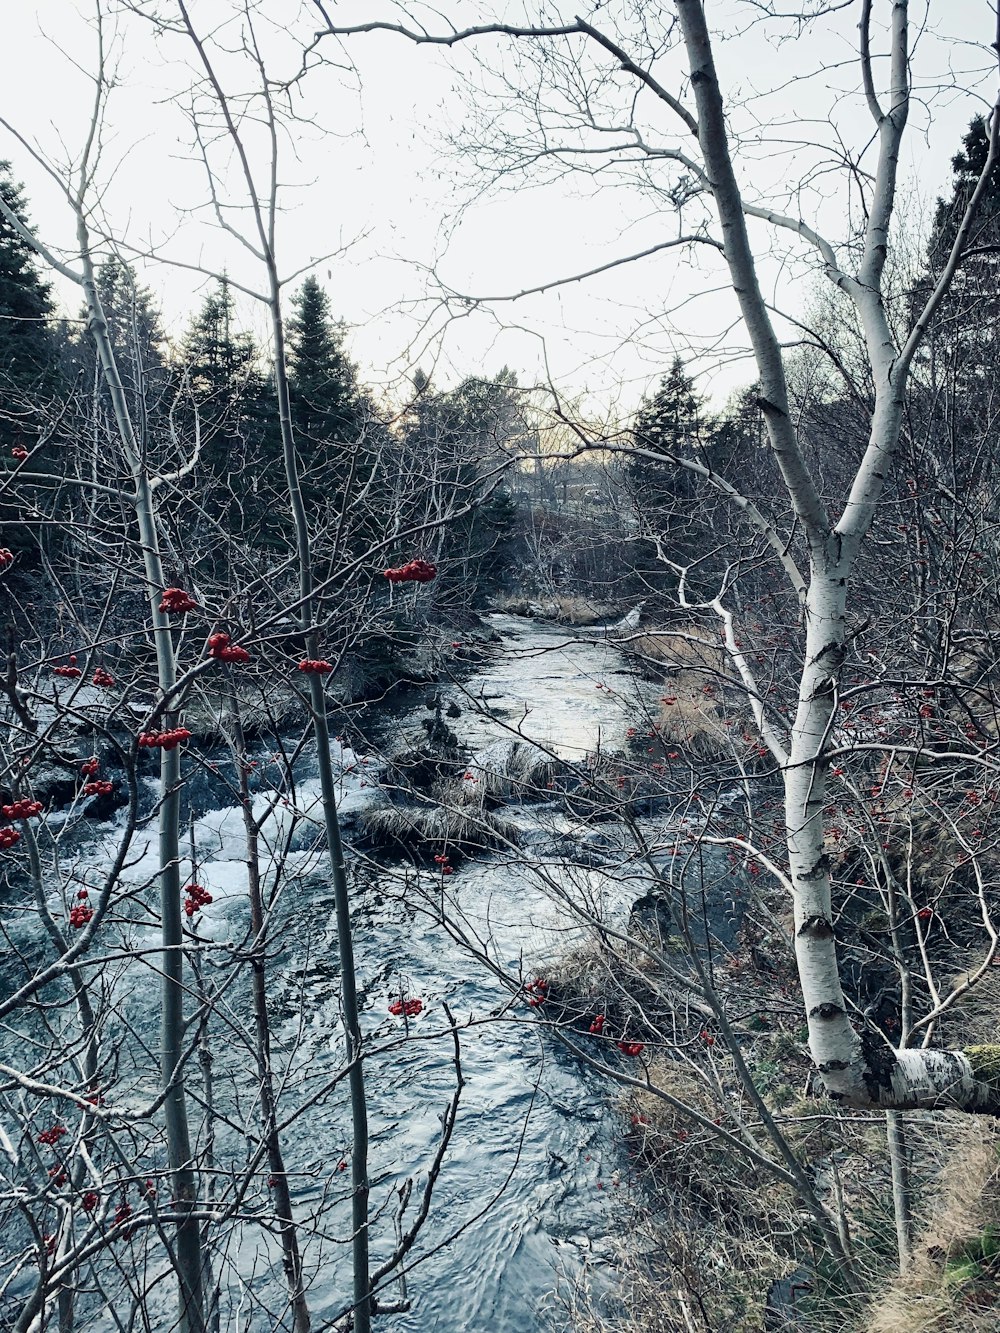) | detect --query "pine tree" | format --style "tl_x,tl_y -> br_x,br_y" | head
64,256 -> 171,470
287,277 -> 387,559
626,355 -> 707,596
288,277 -> 366,447
94,255 -> 167,402
180,277 -> 279,534
928,116 -> 1000,266
906,118 -> 1000,498
0,162 -> 62,562
0,161 -> 59,438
